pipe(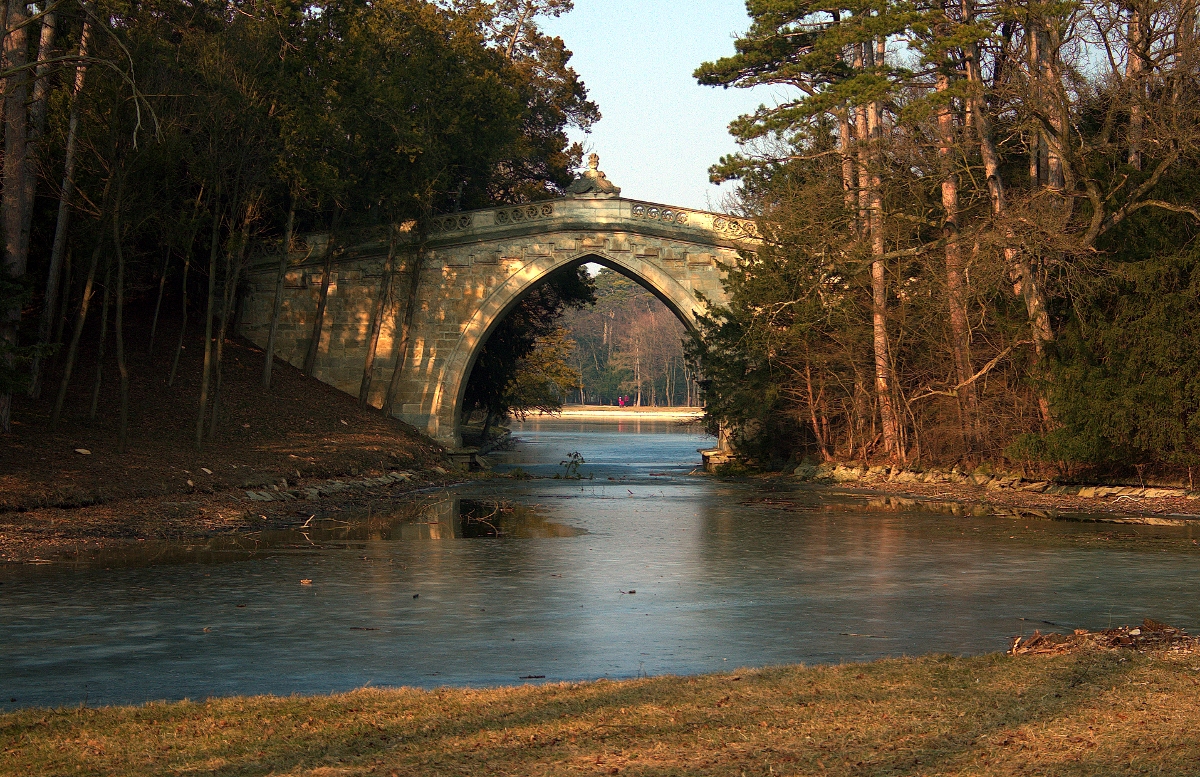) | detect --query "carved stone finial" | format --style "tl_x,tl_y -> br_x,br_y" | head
566,153 -> 621,197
